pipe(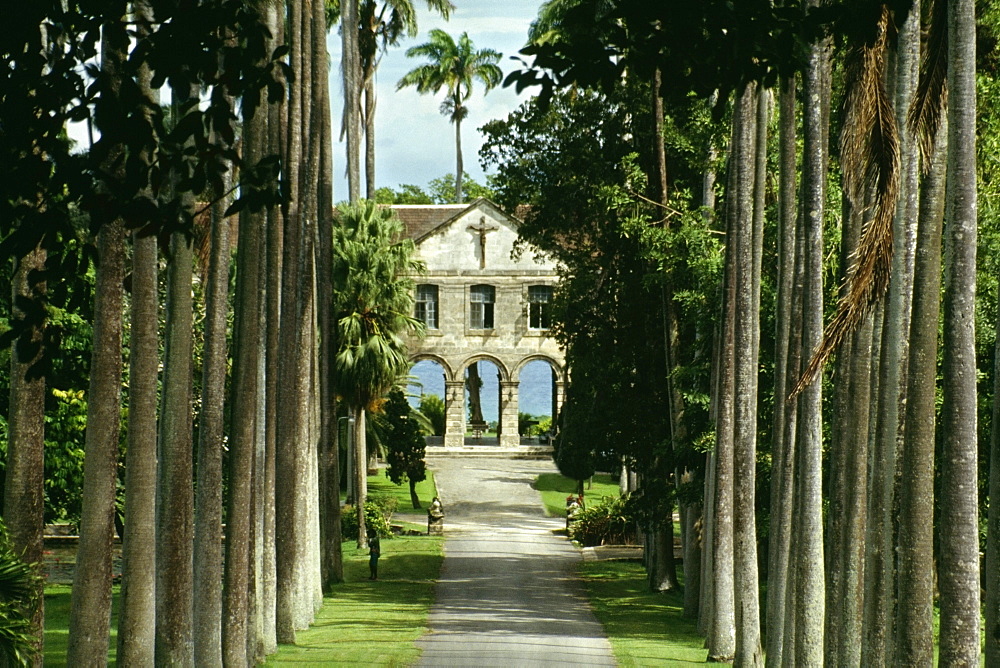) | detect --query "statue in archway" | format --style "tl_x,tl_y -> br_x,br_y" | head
466,362 -> 486,433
